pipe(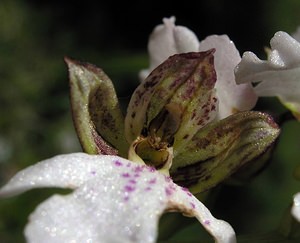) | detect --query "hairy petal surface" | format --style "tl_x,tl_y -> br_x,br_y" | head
199,35 -> 257,119
139,16 -> 199,81
235,31 -> 300,120
0,153 -> 236,243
